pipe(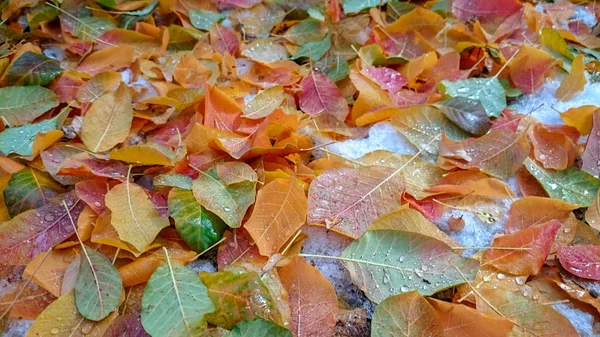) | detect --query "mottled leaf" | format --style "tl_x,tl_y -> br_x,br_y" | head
3,167 -> 65,217
0,86 -> 59,127
340,230 -> 479,303
439,77 -> 506,117
226,319 -> 291,337
558,245 -> 600,281
243,86 -> 285,119
435,97 -> 492,136
371,291 -> 443,337
299,71 -> 349,121
7,51 -> 63,86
